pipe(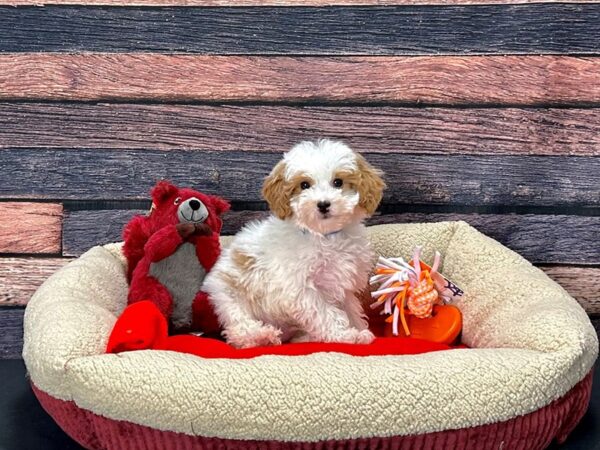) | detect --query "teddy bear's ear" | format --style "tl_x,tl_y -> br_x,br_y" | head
151,180 -> 178,204
210,195 -> 230,216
